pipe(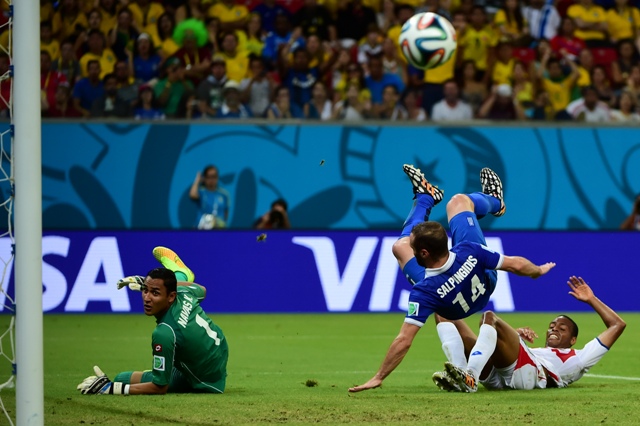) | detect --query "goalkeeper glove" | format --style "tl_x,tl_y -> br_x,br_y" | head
117,275 -> 146,291
77,366 -> 130,395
